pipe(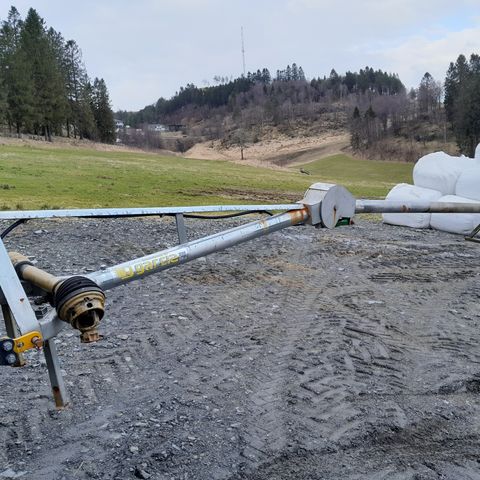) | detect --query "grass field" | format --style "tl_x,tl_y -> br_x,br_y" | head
0,145 -> 413,210
295,154 -> 413,194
